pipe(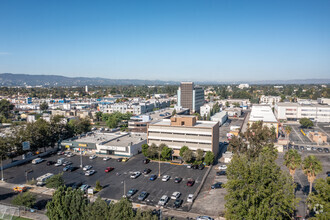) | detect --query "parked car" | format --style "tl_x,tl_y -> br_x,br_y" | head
218,165 -> 227,170
324,148 -> 329,153
126,189 -> 138,198
105,167 -> 114,173
63,165 -> 73,172
187,178 -> 195,187
71,182 -> 82,189
162,175 -> 170,182
83,165 -> 92,171
173,199 -> 183,208
46,161 -> 55,166
138,191 -> 149,201
311,147 -> 317,151
57,151 -> 64,155
158,195 -> 169,206
62,161 -> 72,166
80,184 -> 89,192
32,158 -> 44,164
283,146 -> 288,150
174,177 -> 182,183
171,192 -> 181,200
122,158 -> 129,162
150,174 -> 157,181
85,170 -> 96,176
196,216 -> 214,220
117,158 -> 123,162
143,159 -> 150,164
211,182 -> 223,189
187,194 -> 194,202
294,145 -> 299,150
192,165 -> 198,169
317,148 -> 323,152
103,157 -> 111,161
216,171 -> 226,176
89,155 -> 97,160
67,152 -> 74,157
306,146 -> 312,151
130,171 -> 141,179
300,146 -> 305,151
143,168 -> 151,174
198,164 -> 205,170
186,164 -> 192,169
